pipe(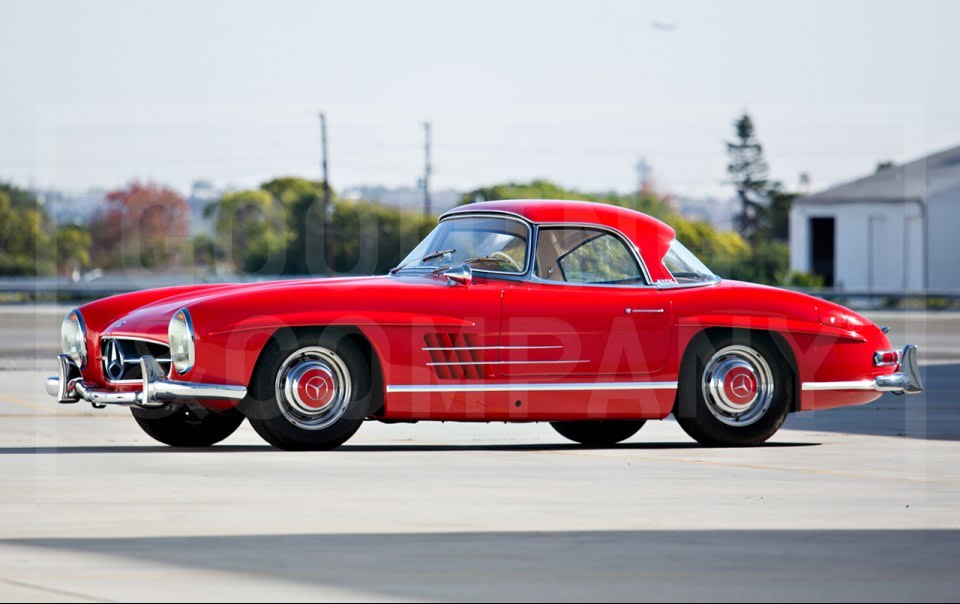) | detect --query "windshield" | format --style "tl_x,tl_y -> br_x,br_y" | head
394,215 -> 530,274
662,240 -> 718,284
